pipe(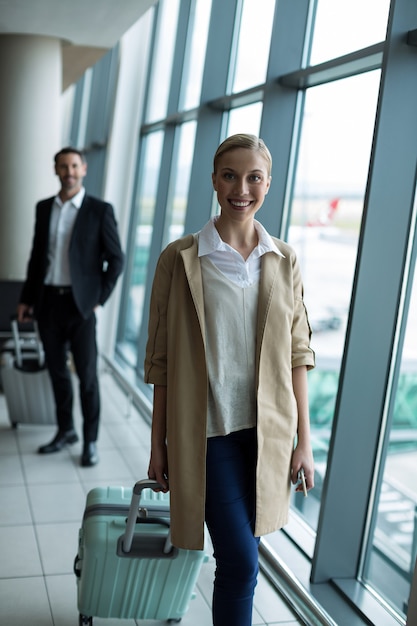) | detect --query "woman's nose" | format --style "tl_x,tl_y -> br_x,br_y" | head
234,177 -> 249,195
